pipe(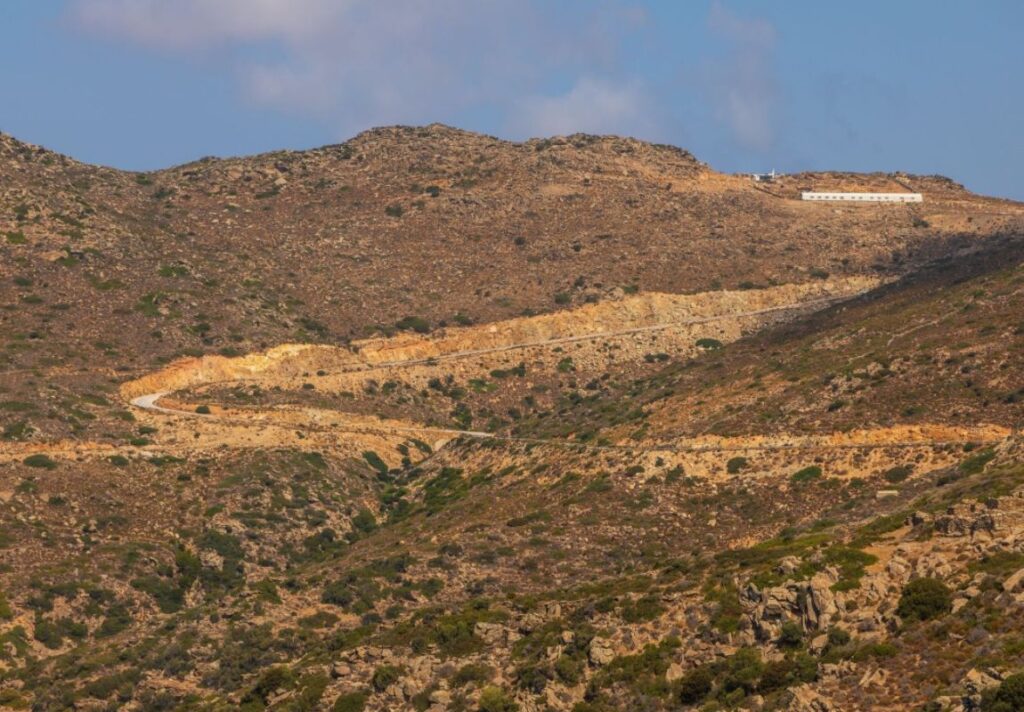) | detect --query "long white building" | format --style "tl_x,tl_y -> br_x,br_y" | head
801,191 -> 923,203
